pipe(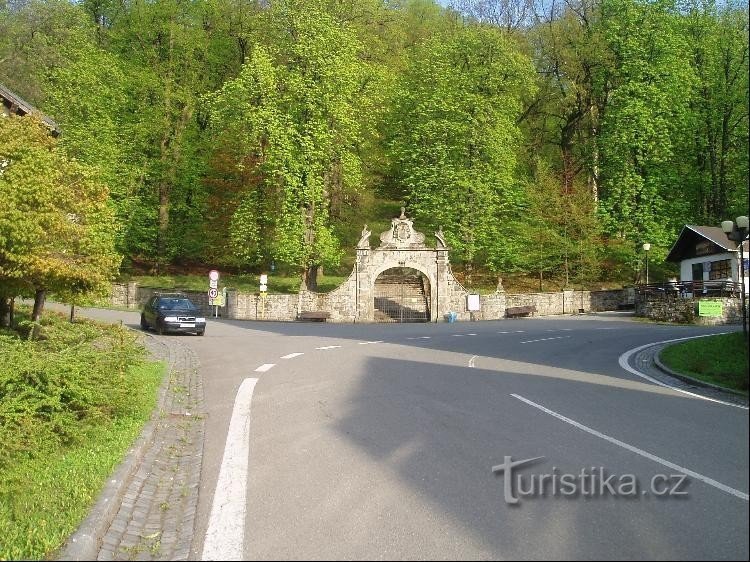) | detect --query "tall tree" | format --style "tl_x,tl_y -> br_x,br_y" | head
387,24 -> 536,279
0,115 -> 120,323
208,0 -> 370,288
596,0 -> 695,248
